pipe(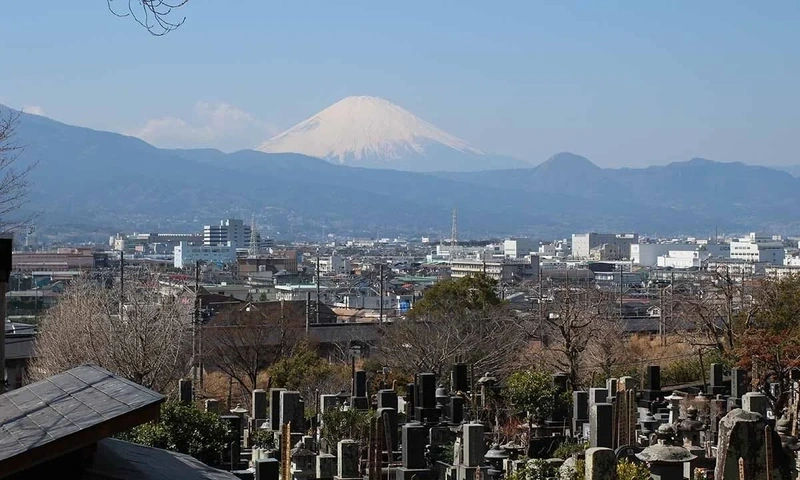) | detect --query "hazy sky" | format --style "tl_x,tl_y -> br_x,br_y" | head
1,1 -> 799,167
